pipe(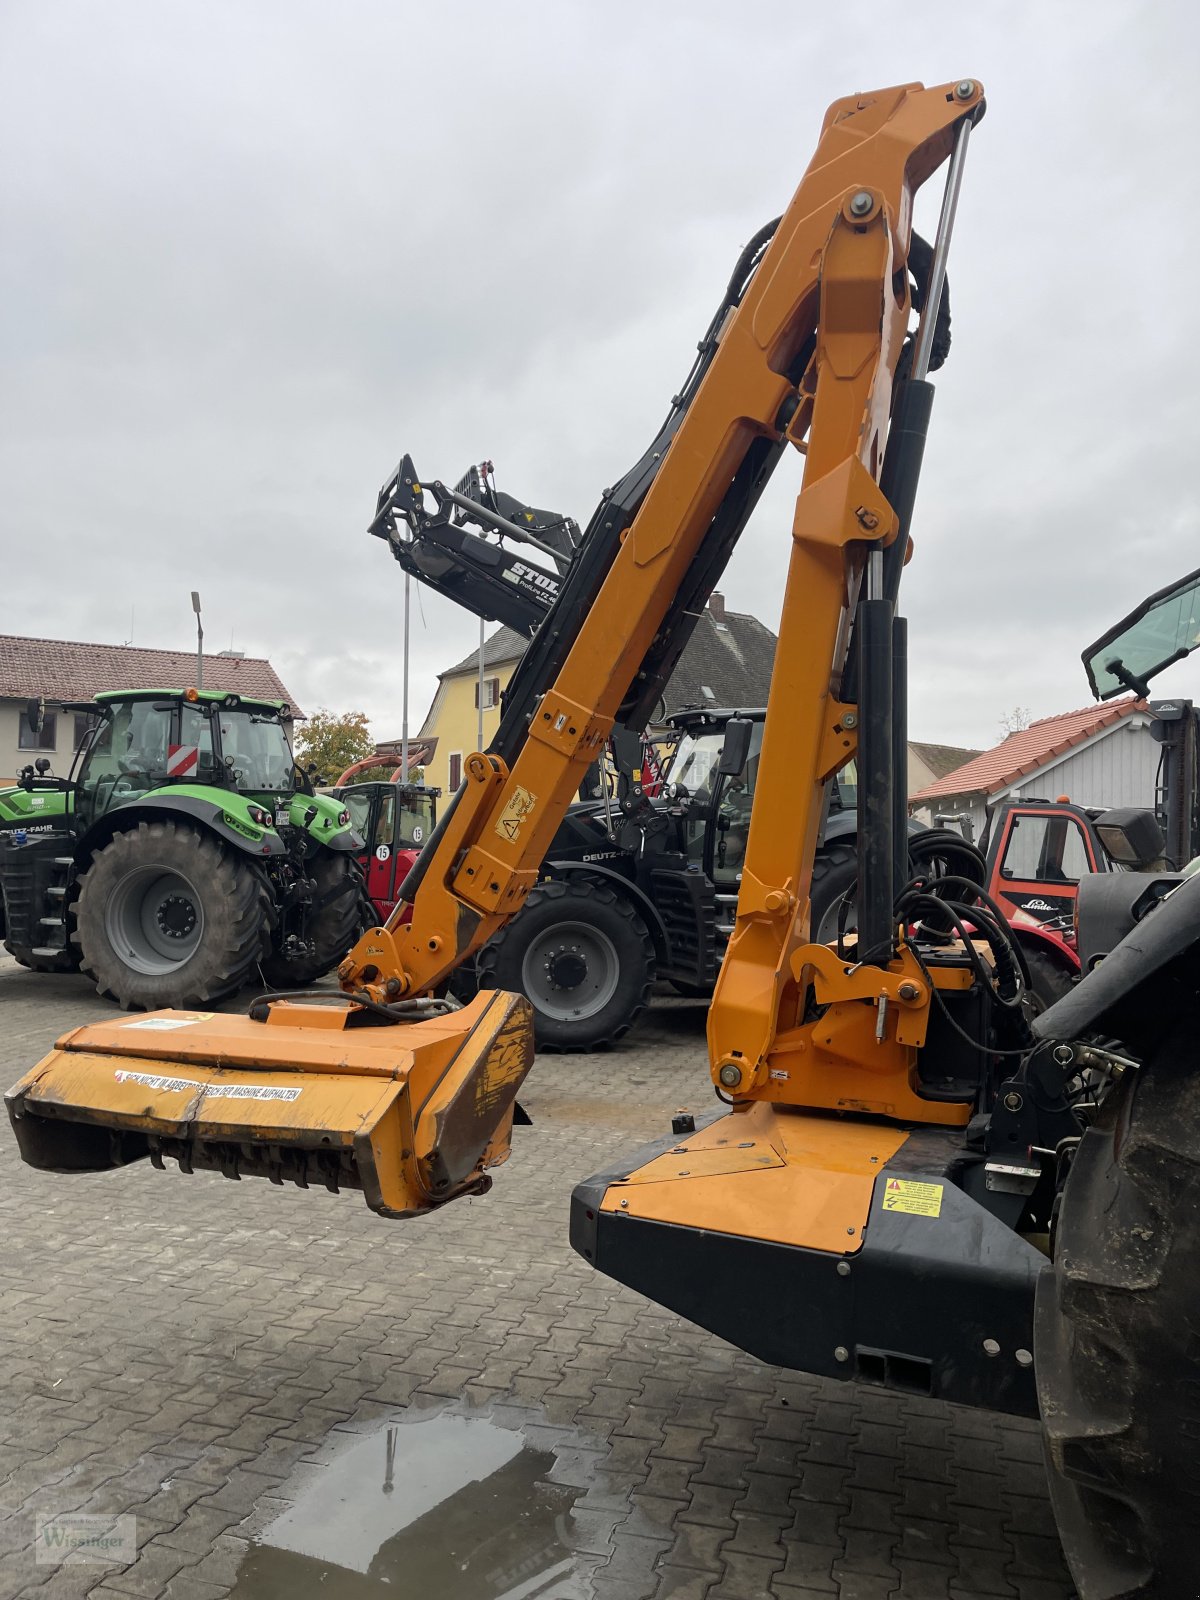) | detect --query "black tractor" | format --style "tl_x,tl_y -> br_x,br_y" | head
467,707 -> 977,1049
